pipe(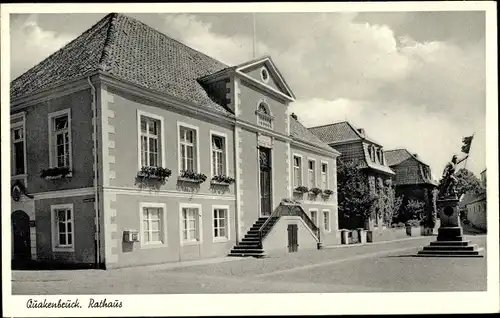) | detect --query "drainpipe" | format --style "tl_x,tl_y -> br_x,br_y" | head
87,77 -> 100,268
